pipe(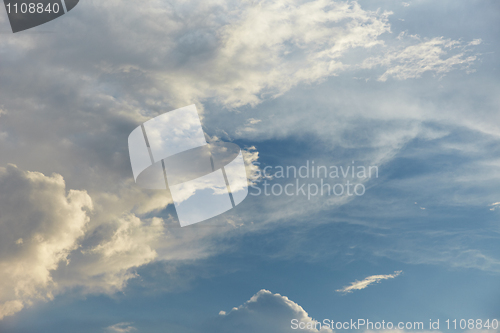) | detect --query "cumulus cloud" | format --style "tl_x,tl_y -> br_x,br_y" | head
0,165 -> 211,319
207,289 -> 332,333
0,164 -> 93,319
336,270 -> 403,294
74,215 -> 165,292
